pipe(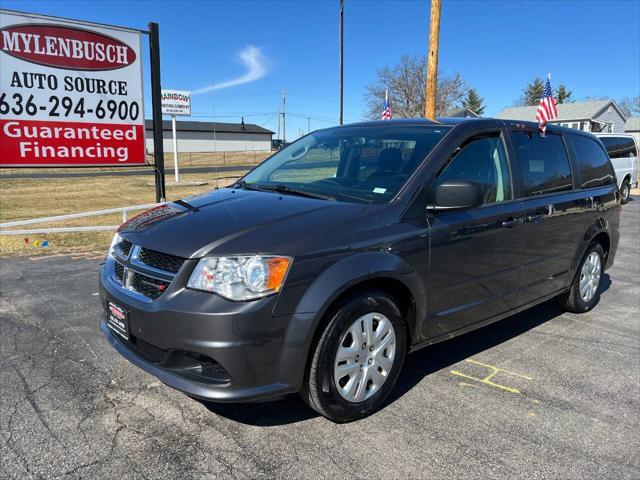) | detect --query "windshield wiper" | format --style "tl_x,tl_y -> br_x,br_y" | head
232,180 -> 333,200
232,179 -> 262,191
256,184 -> 334,201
